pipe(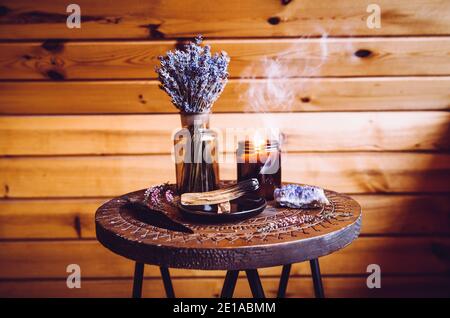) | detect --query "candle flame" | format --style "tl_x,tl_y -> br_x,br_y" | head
253,132 -> 266,152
